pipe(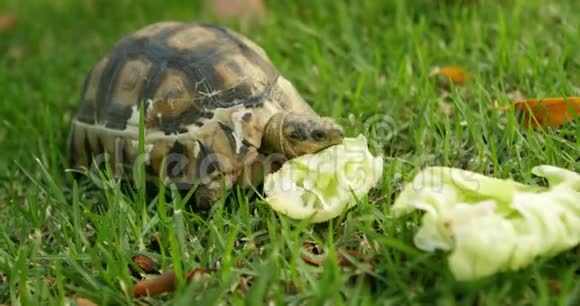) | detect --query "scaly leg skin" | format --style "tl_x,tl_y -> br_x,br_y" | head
240,152 -> 288,188
194,147 -> 262,209
193,174 -> 235,210
195,153 -> 286,208
193,183 -> 219,210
